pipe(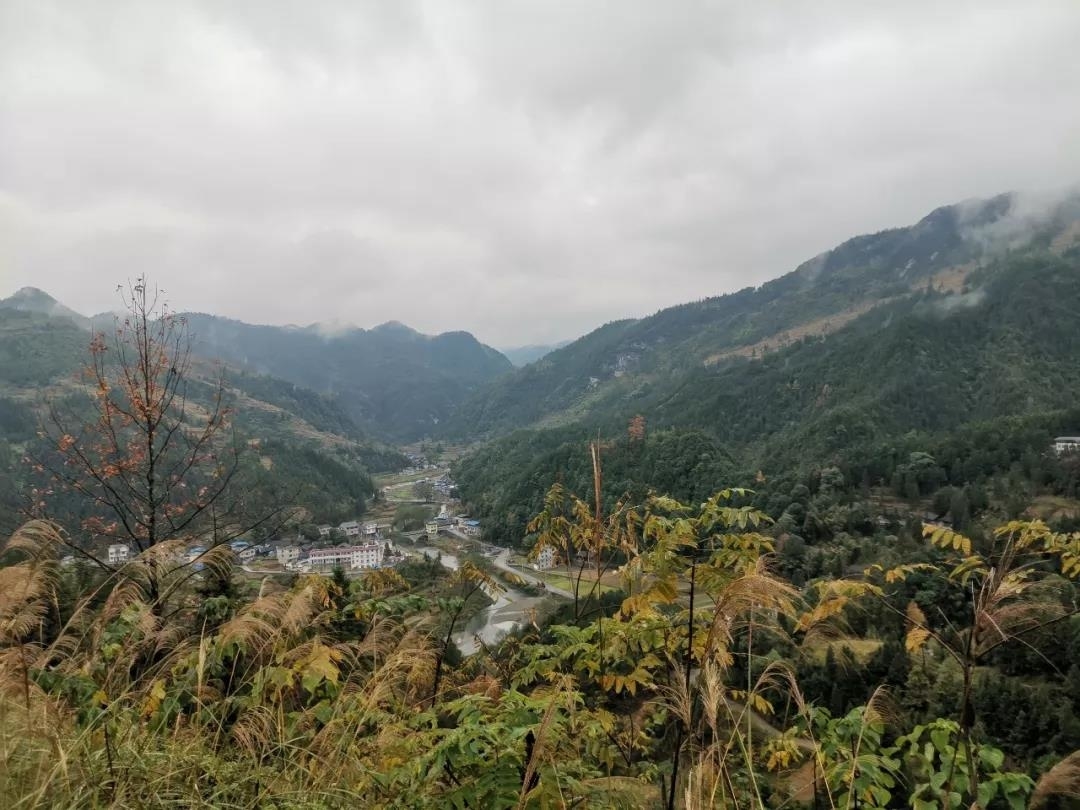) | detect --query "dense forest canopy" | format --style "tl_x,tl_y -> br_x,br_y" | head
445,192 -> 1080,439
452,250 -> 1080,547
